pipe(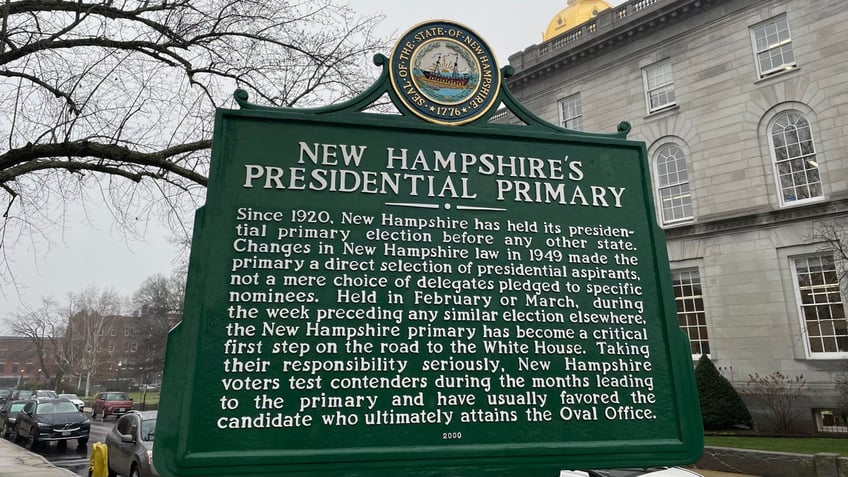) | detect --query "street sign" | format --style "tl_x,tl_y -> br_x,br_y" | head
155,20 -> 703,477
